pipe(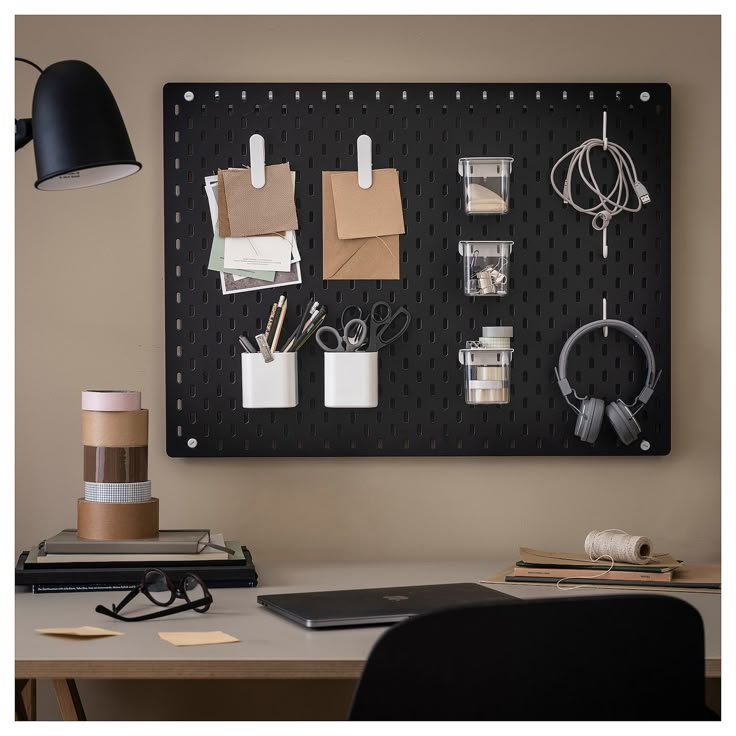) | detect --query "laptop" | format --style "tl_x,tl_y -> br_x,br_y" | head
257,582 -> 515,628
